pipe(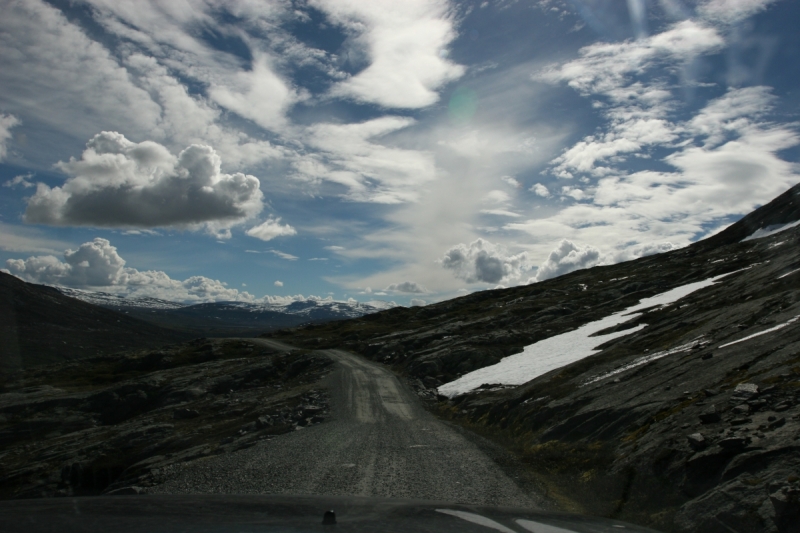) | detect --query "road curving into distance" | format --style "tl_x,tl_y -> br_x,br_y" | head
150,339 -> 541,507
